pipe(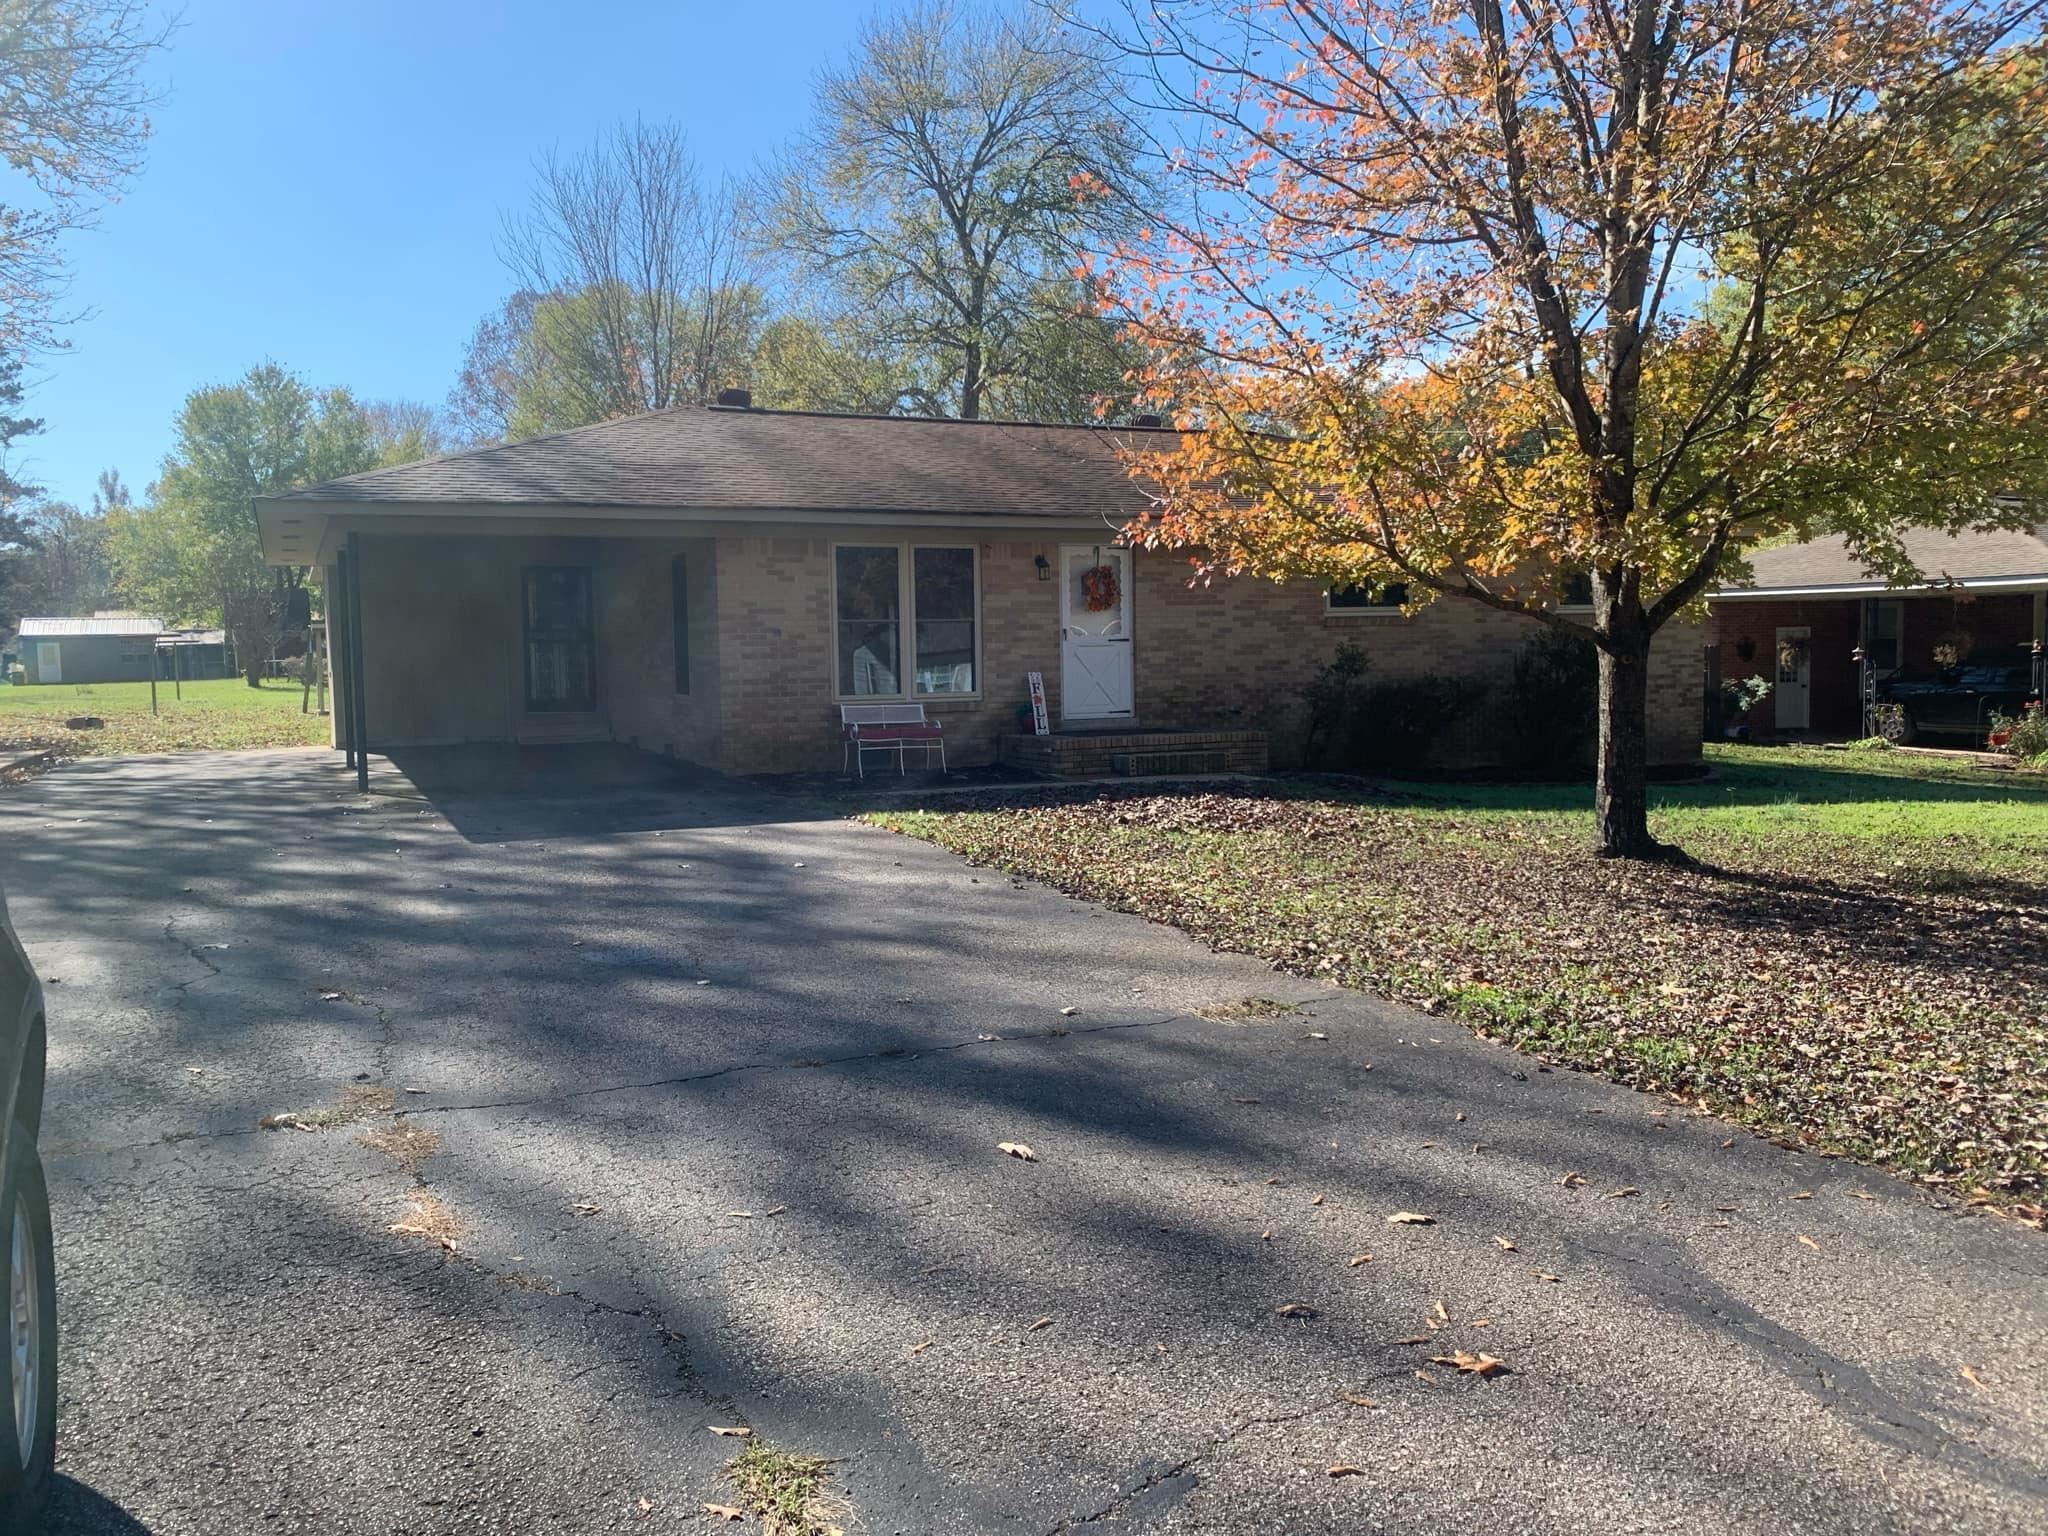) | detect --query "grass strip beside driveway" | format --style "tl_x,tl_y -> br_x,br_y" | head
0,677 -> 328,758
869,745 -> 2048,1211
